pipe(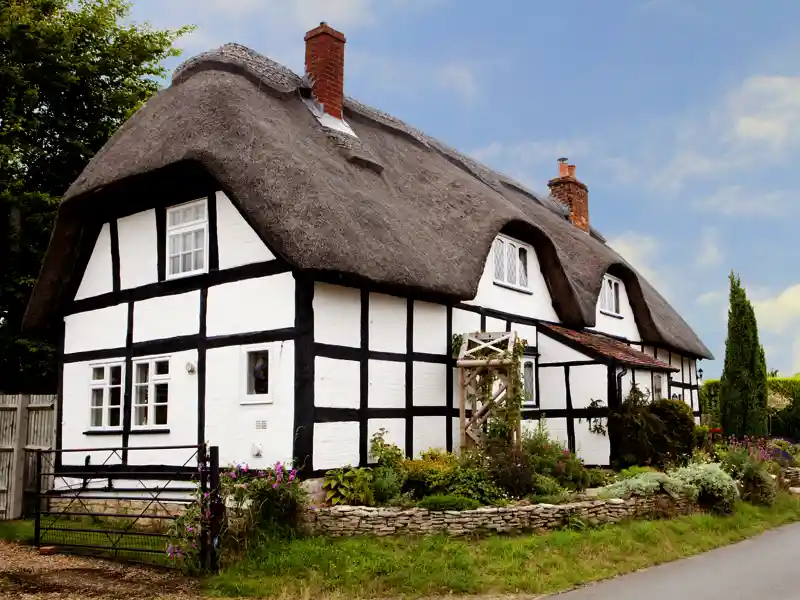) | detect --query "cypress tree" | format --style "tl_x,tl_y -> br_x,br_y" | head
719,271 -> 769,438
